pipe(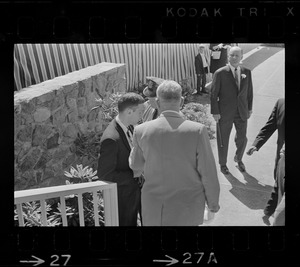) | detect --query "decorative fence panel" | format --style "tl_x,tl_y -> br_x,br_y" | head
14,181 -> 118,226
